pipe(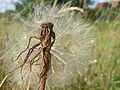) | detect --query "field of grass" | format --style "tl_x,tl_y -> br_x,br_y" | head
85,20 -> 120,90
